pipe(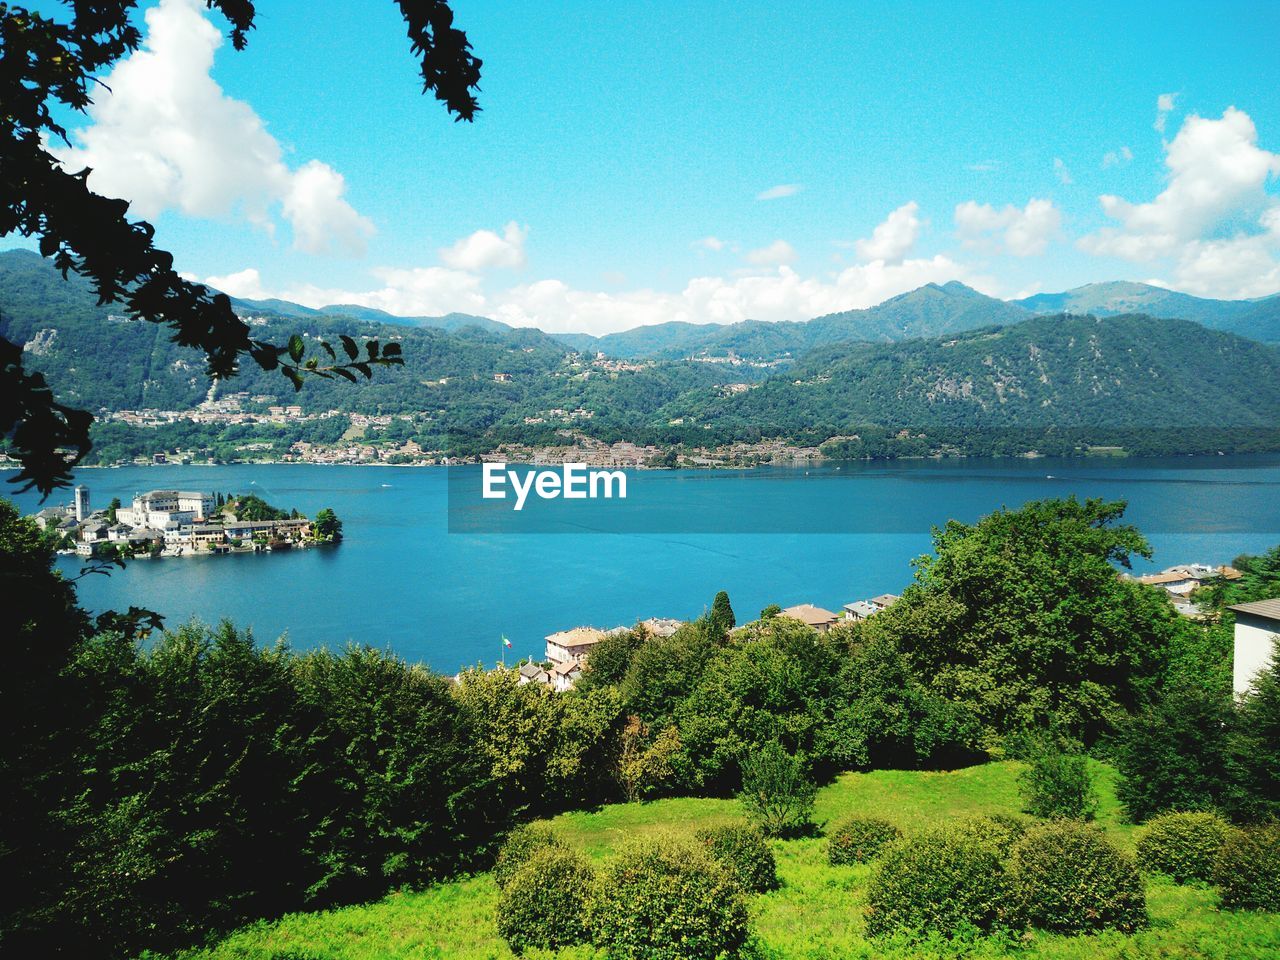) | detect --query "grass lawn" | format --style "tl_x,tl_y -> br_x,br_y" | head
171,761 -> 1280,960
